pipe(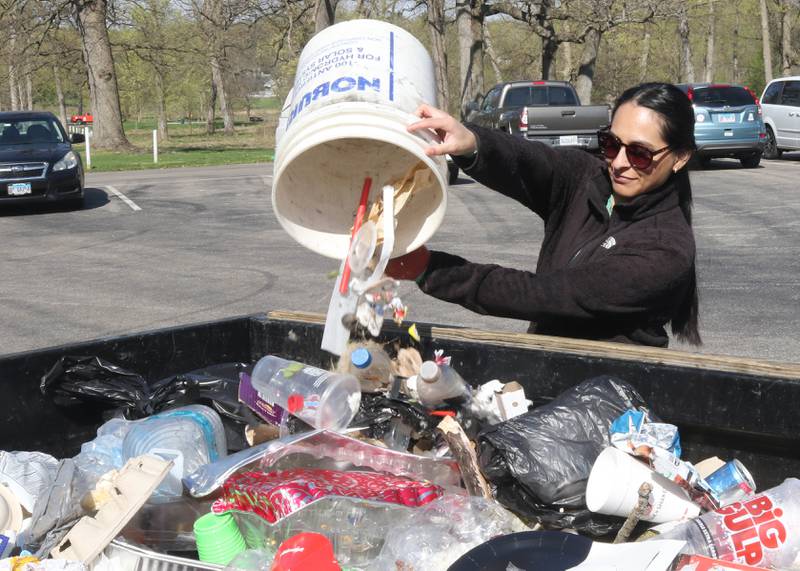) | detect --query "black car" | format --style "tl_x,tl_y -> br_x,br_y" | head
0,111 -> 85,207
